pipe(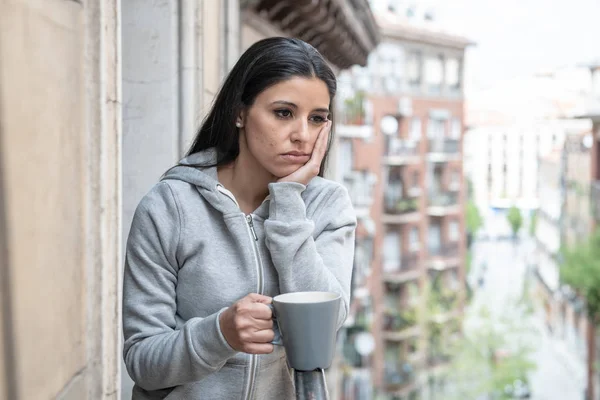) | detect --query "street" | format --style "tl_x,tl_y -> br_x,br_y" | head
467,237 -> 586,400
